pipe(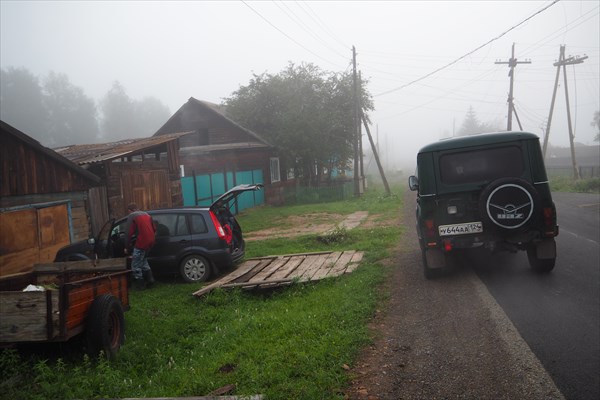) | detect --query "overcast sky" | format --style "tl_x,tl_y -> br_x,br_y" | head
1,0 -> 598,169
